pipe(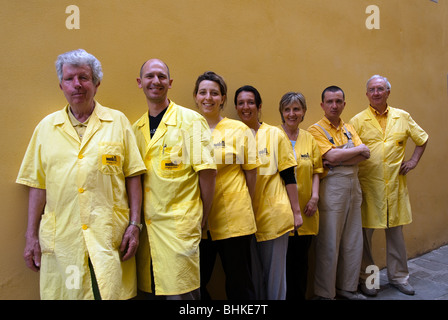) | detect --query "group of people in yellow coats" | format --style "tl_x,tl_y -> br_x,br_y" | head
17,49 -> 427,301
